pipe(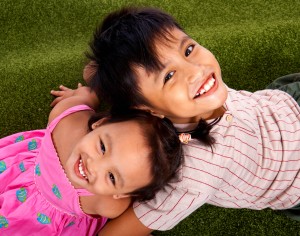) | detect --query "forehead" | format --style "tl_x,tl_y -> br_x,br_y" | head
134,28 -> 190,78
102,119 -> 150,154
103,119 -> 144,138
154,28 -> 190,54
143,28 -> 191,75
104,120 -> 152,190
